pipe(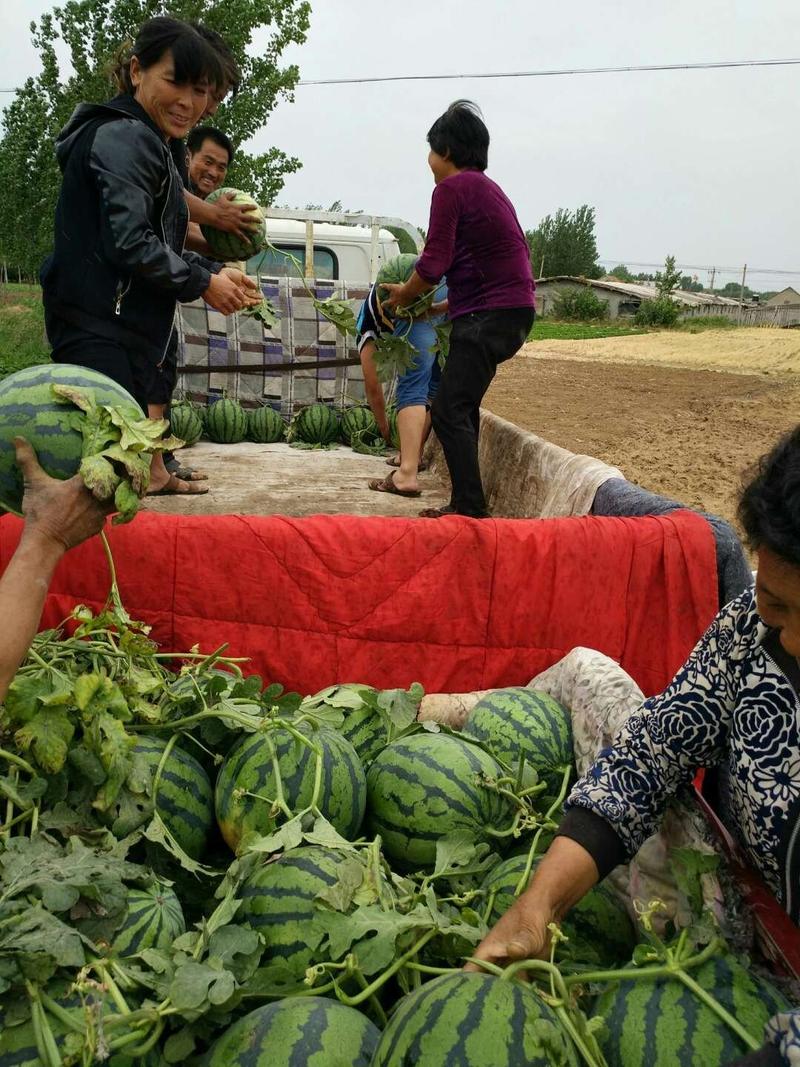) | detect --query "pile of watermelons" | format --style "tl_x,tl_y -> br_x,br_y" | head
0,575 -> 788,1067
171,398 -> 401,455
